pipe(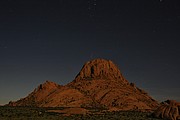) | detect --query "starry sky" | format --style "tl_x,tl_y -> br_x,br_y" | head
0,0 -> 180,105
